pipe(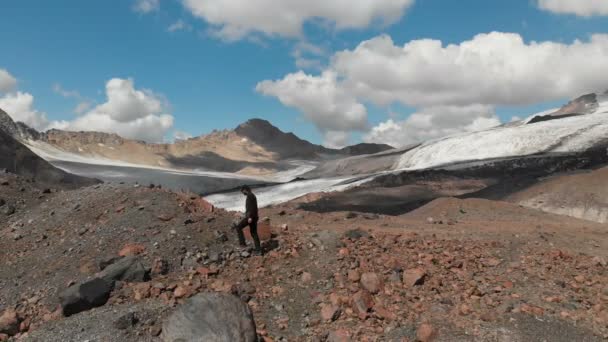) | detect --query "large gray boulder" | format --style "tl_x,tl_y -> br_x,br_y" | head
59,278 -> 114,316
162,293 -> 257,342
99,256 -> 150,283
